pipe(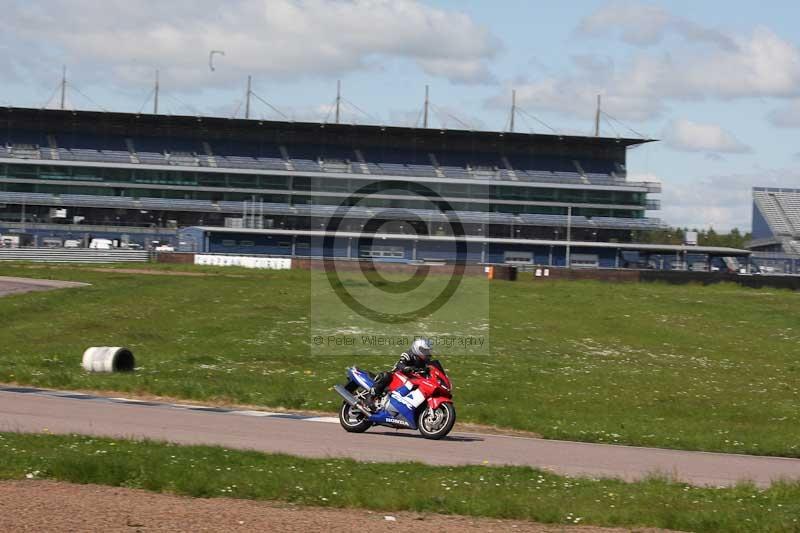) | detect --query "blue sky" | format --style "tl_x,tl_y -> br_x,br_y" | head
3,0 -> 800,230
